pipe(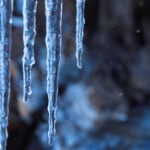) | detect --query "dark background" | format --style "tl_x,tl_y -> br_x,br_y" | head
8,0 -> 150,149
